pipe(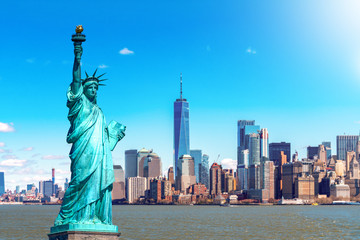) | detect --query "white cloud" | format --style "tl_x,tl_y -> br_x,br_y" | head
98,64 -> 109,69
220,158 -> 237,170
0,149 -> 12,153
21,147 -> 34,151
2,155 -> 17,160
0,159 -> 27,167
26,58 -> 35,63
56,169 -> 70,174
42,155 -> 67,160
0,142 -> 5,147
119,48 -> 134,55
246,47 -> 256,55
0,122 -> 15,132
